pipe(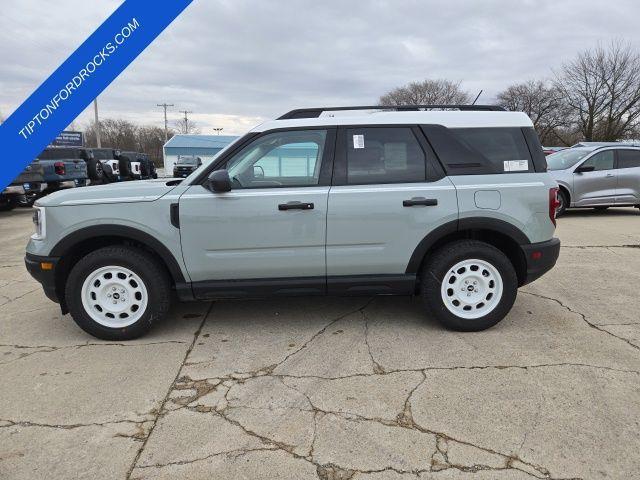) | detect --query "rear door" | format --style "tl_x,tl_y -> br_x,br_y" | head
615,149 -> 640,205
572,150 -> 617,206
325,125 -> 457,294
